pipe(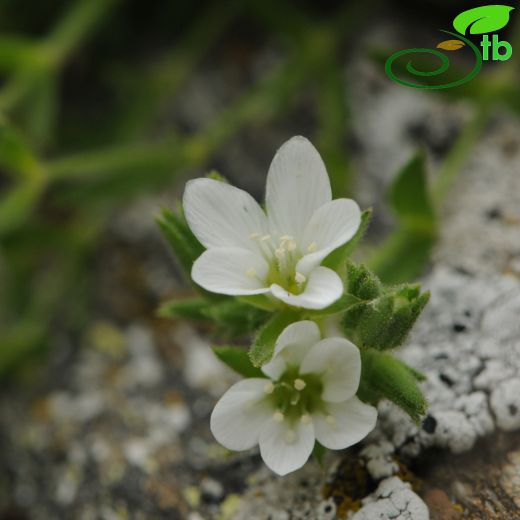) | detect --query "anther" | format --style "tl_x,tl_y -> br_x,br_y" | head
294,378 -> 306,391
249,232 -> 260,240
275,248 -> 285,260
263,382 -> 275,394
273,411 -> 284,423
300,414 -> 312,425
295,272 -> 306,285
286,240 -> 297,251
246,267 -> 257,278
260,234 -> 271,241
307,242 -> 317,252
